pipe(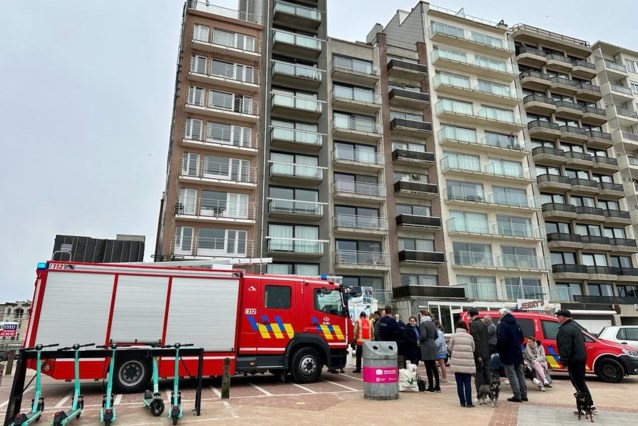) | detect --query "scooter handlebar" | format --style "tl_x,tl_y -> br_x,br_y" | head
23,343 -> 60,351
160,343 -> 194,349
96,343 -> 117,350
